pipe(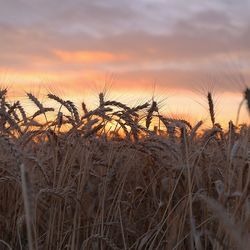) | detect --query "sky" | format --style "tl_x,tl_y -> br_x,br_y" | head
0,0 -> 249,125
